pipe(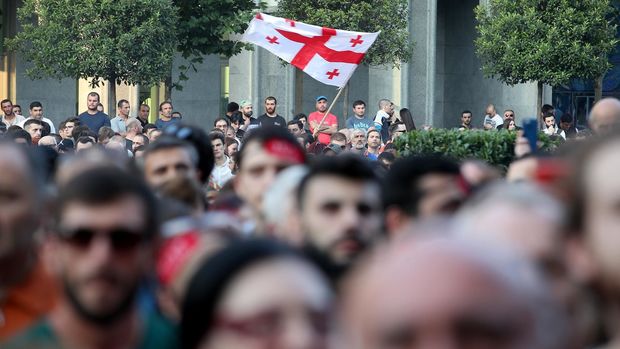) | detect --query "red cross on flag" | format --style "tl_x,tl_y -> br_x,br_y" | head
241,13 -> 380,88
